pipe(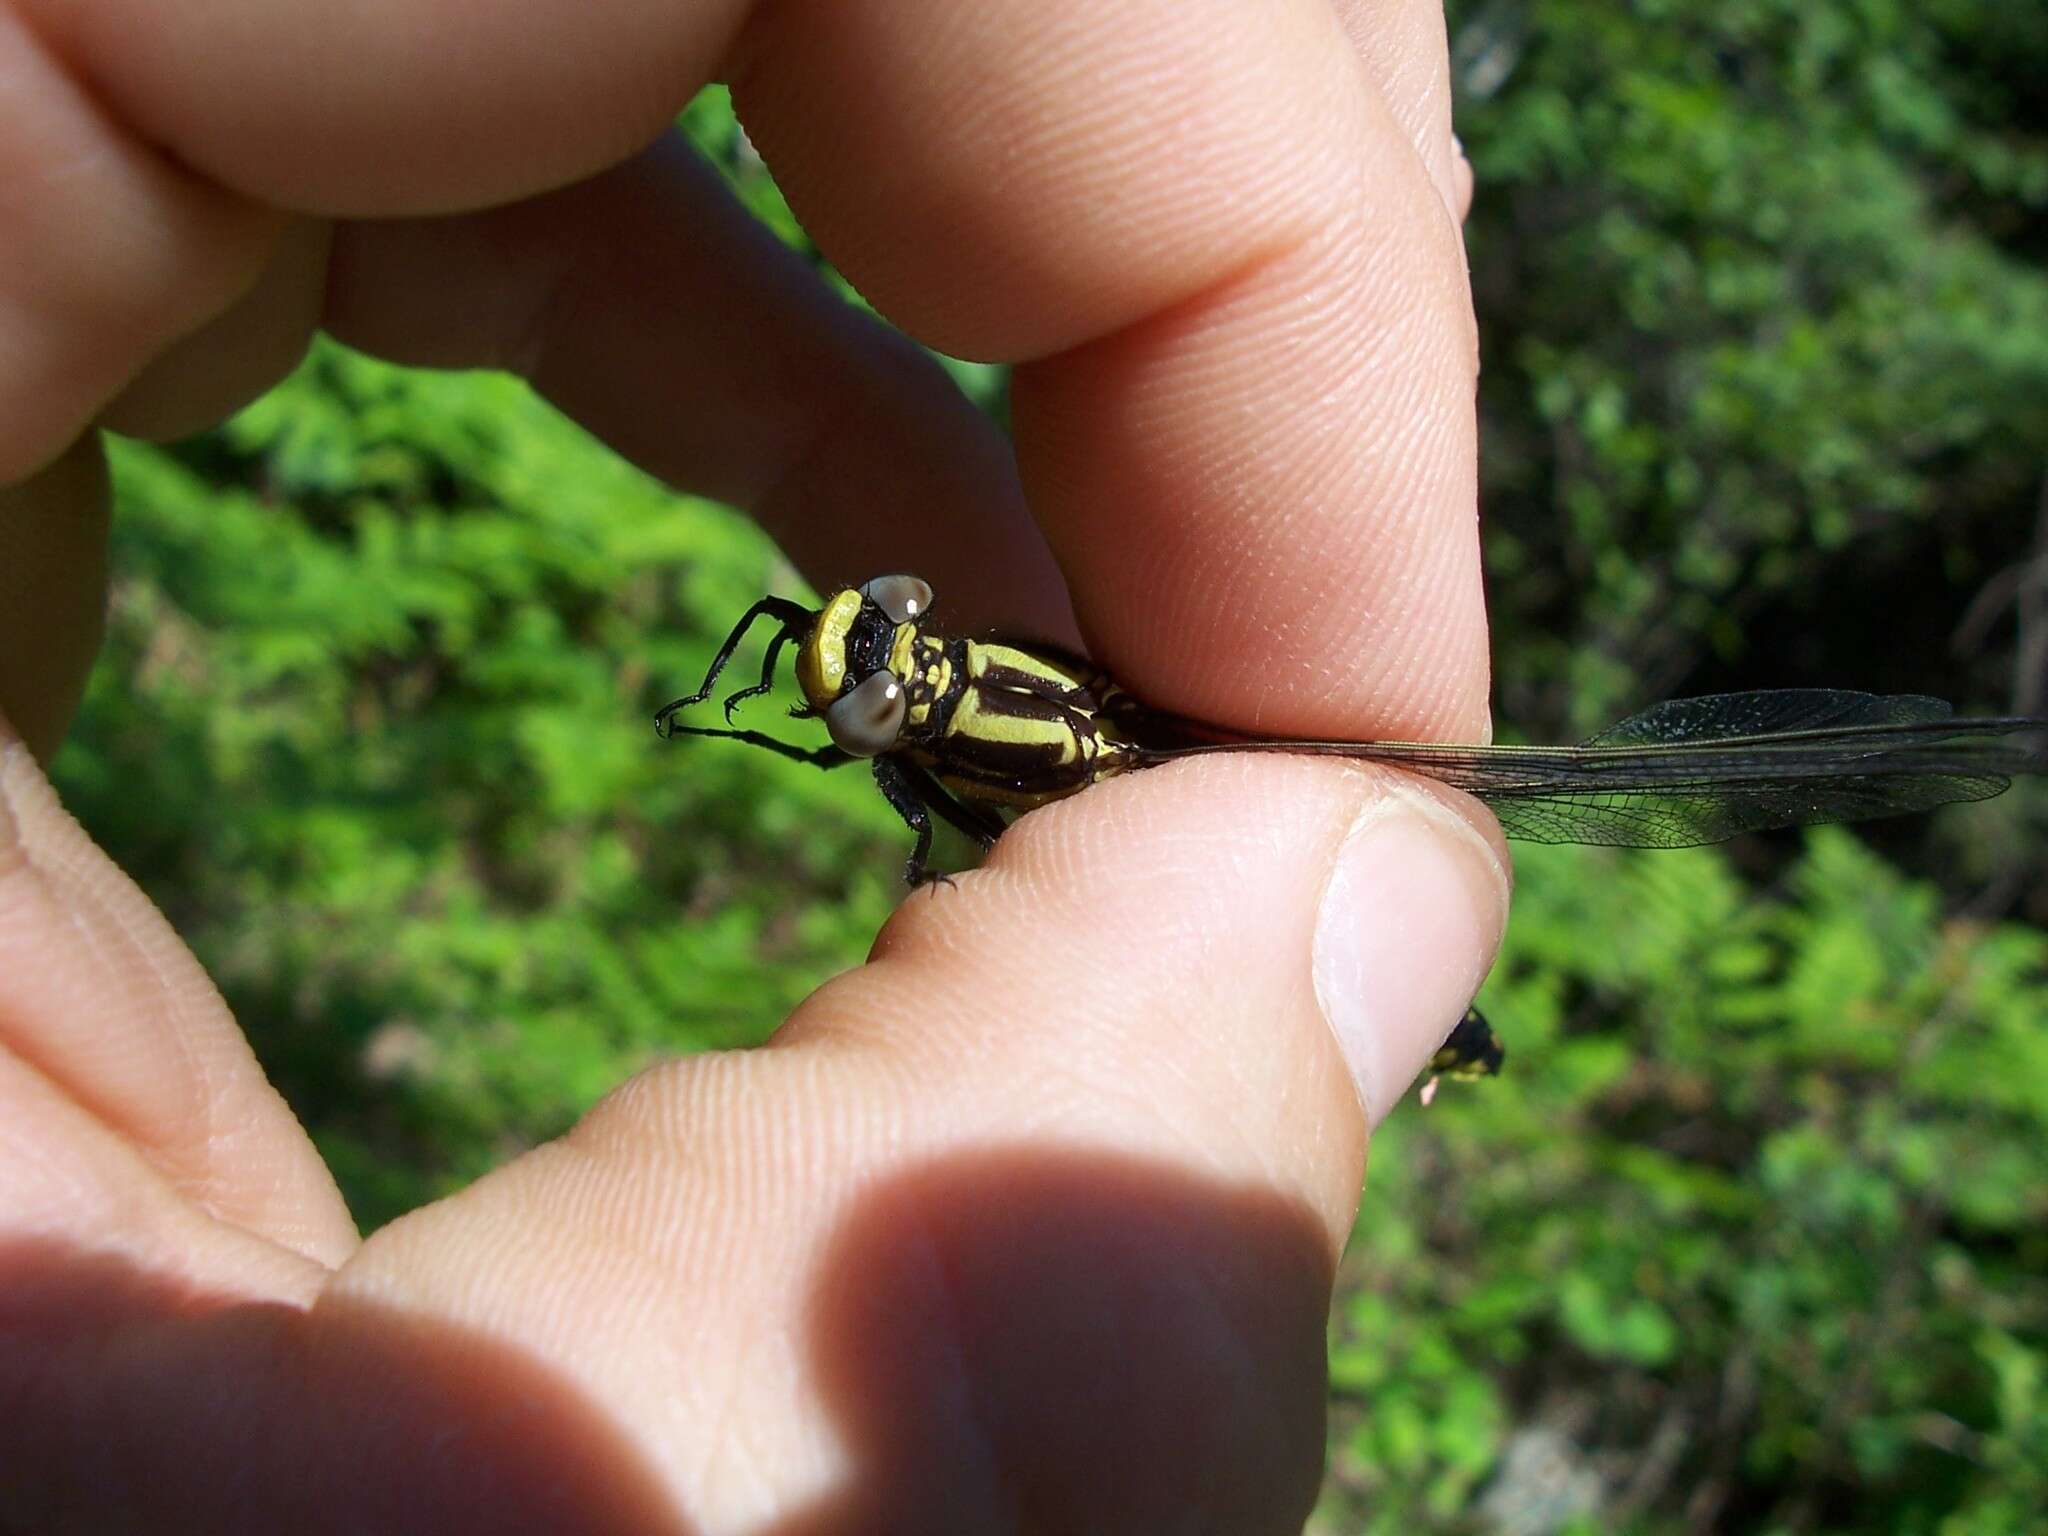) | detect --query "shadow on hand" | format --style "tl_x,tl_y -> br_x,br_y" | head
0,1236 -> 693,1536
766,1147 -> 1335,1536
1,1150 -> 1334,1534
